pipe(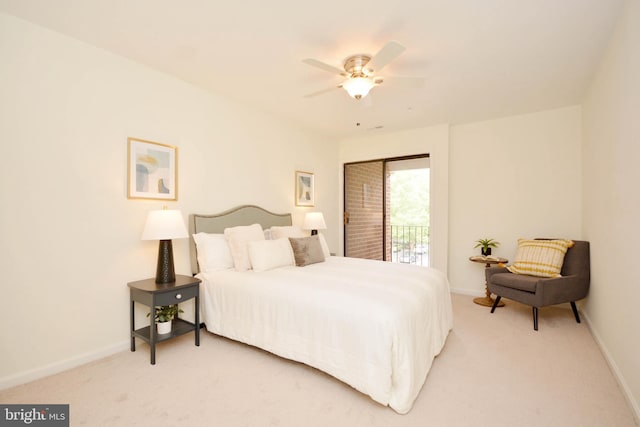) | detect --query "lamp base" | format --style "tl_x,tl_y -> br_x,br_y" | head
311,230 -> 318,236
156,239 -> 176,284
